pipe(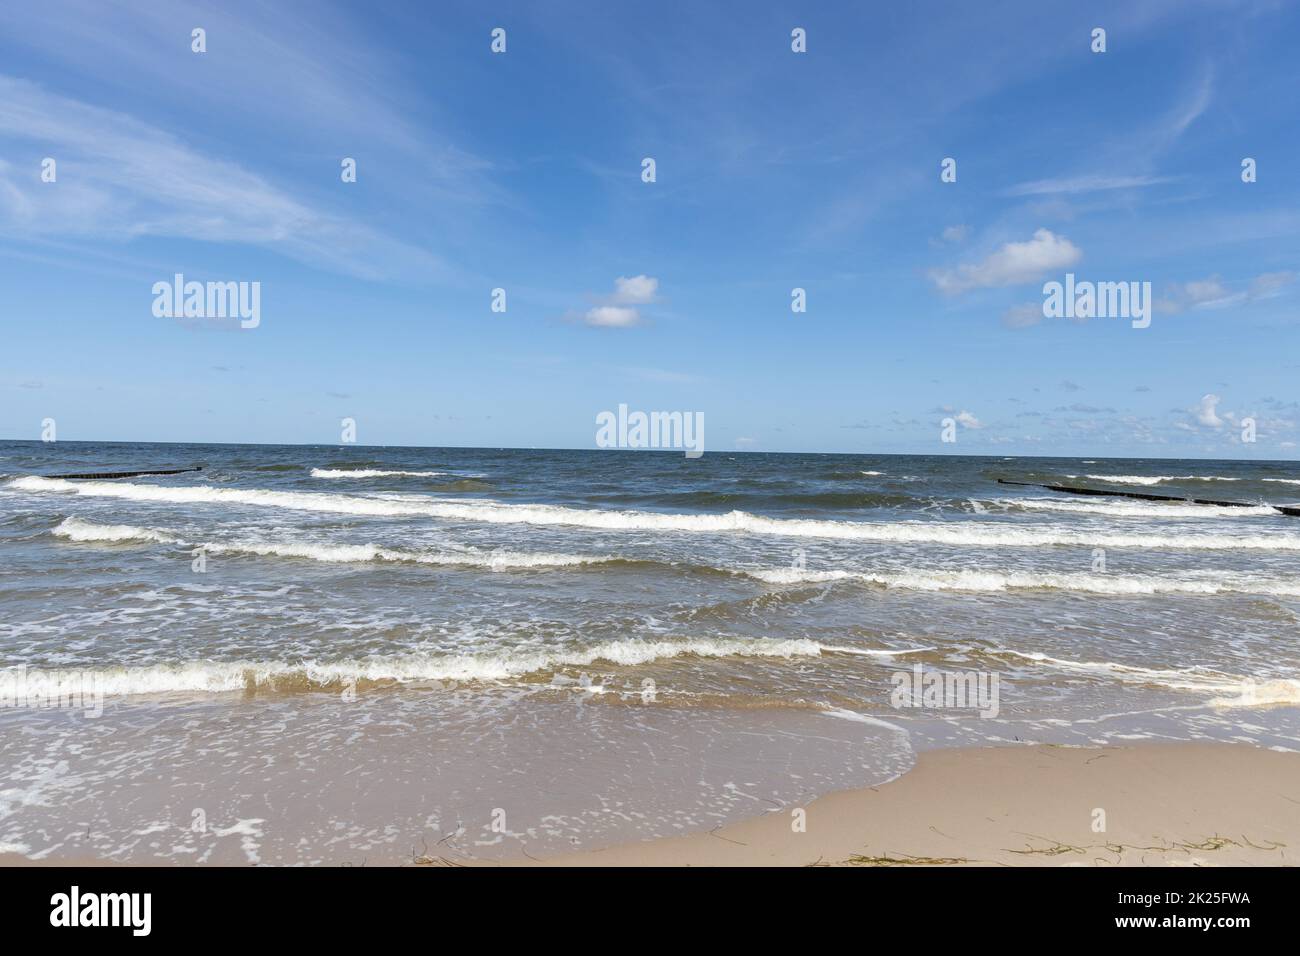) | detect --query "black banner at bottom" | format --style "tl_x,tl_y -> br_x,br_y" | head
0,864 -> 1286,940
